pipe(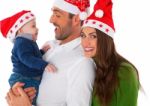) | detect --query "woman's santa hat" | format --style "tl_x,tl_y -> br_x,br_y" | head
0,10 -> 35,42
82,0 -> 115,38
53,0 -> 90,20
